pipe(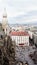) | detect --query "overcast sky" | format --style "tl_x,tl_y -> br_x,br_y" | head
0,0 -> 37,24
